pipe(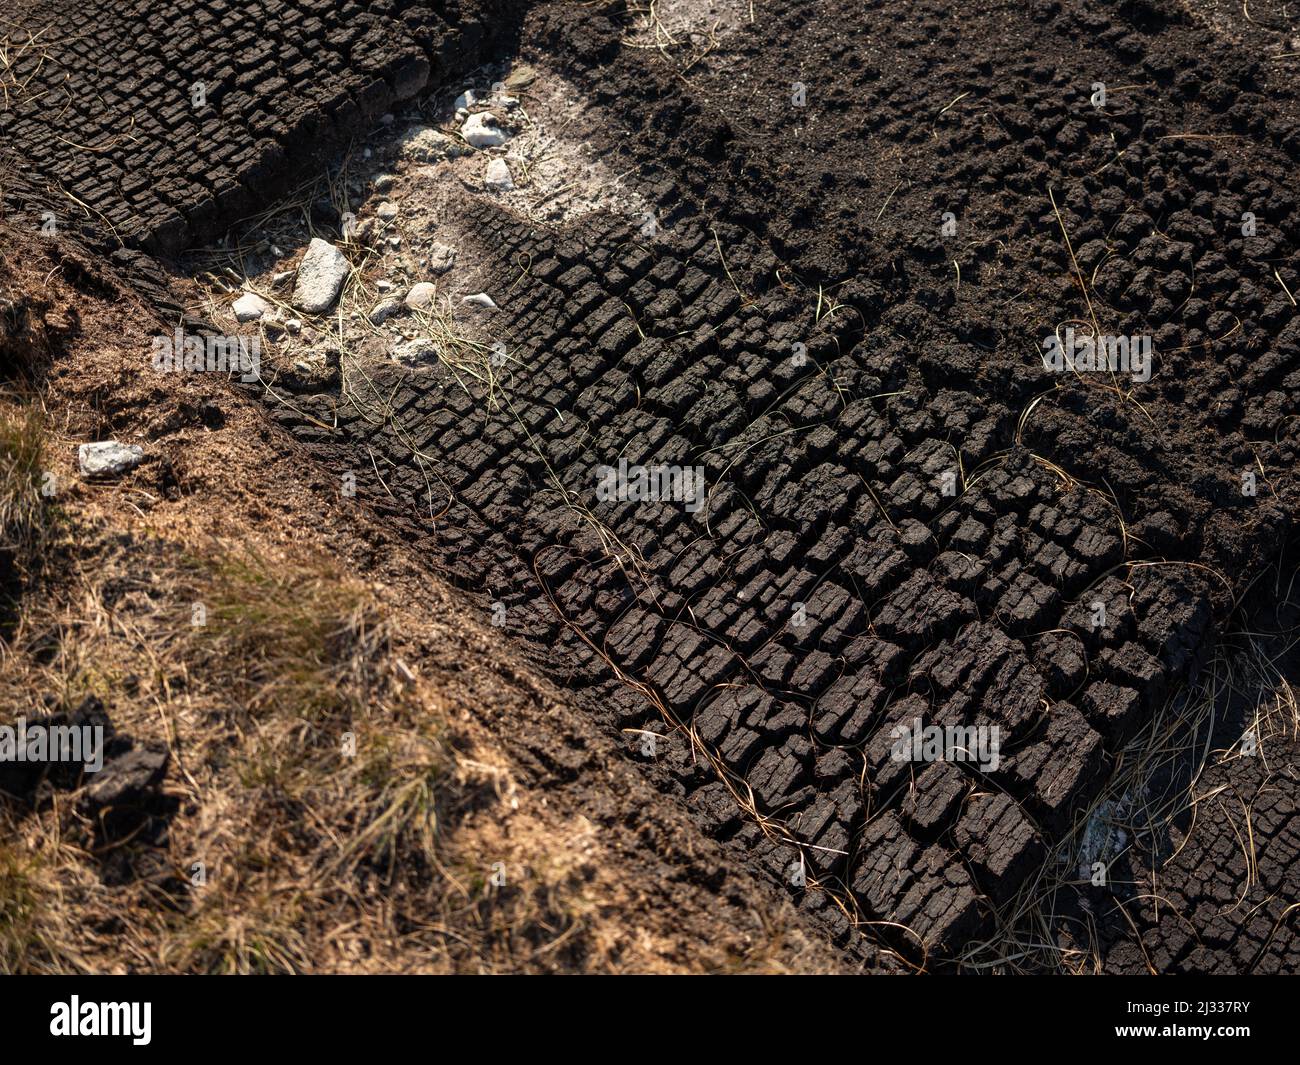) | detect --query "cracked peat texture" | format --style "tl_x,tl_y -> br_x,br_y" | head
1,0 -> 525,253
5,0 -> 1300,966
